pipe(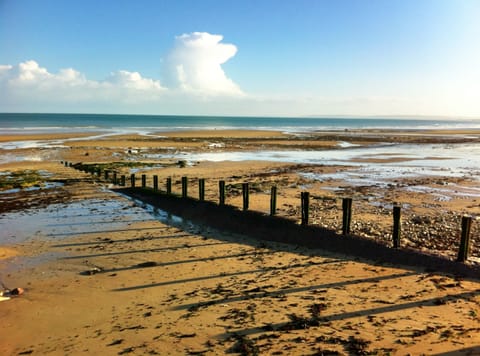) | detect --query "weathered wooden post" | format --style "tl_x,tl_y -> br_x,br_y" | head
182,176 -> 188,198
457,215 -> 473,262
242,183 -> 249,211
97,168 -> 101,177
392,205 -> 401,248
342,198 -> 353,235
130,174 -> 135,188
141,174 -> 146,188
166,177 -> 172,194
104,170 -> 109,180
270,185 -> 277,216
113,172 -> 117,185
199,178 -> 205,201
301,192 -> 309,226
153,175 -> 158,192
219,180 -> 226,205
120,175 -> 126,186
